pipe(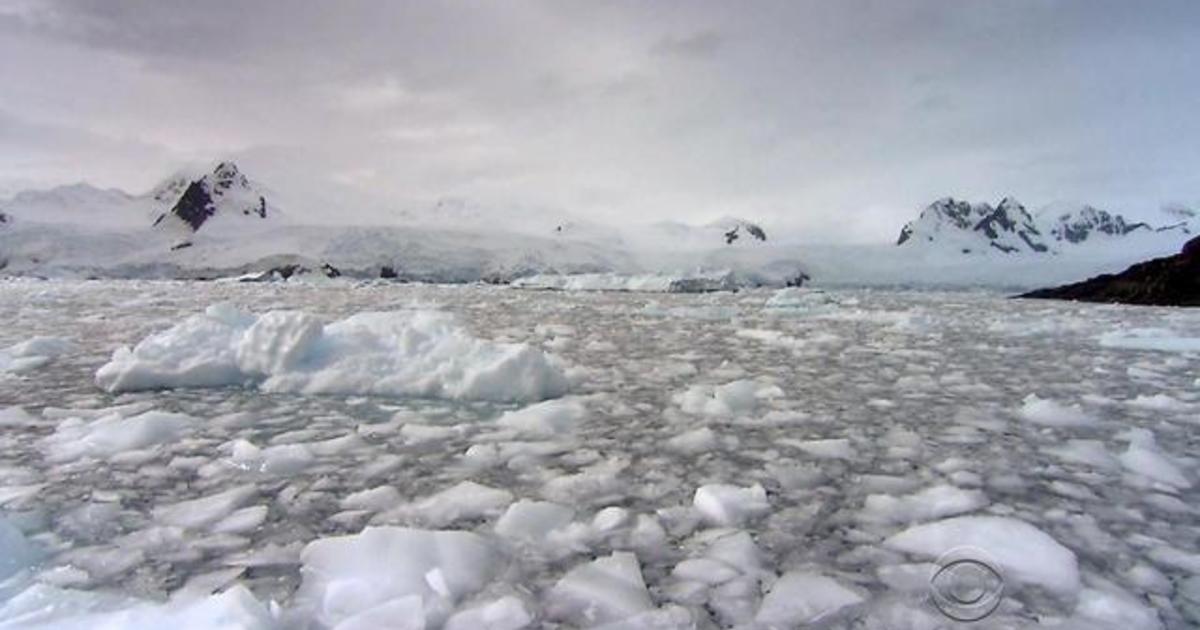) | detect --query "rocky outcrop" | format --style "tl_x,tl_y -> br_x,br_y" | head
1019,236 -> 1200,306
722,221 -> 767,245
